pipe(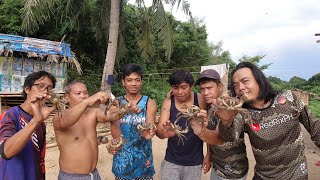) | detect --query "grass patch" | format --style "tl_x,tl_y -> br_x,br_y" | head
309,98 -> 320,118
